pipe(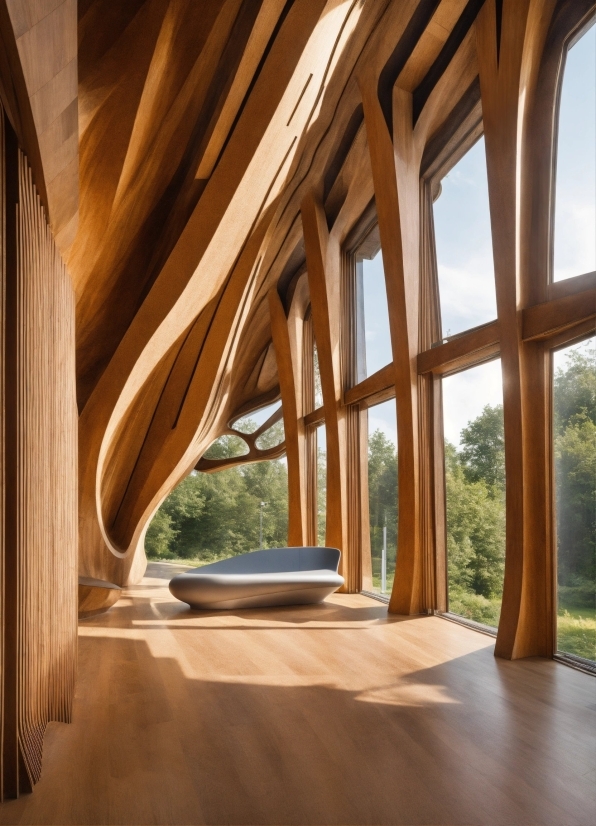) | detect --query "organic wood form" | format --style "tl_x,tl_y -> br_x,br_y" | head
0,0 -> 593,795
